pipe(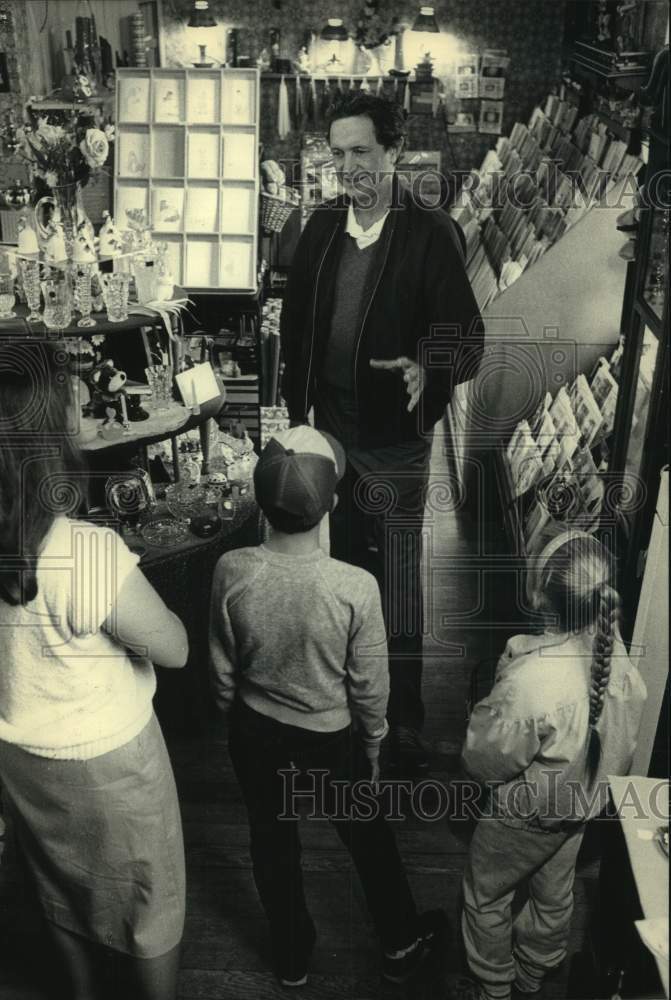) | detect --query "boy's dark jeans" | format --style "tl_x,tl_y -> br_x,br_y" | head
228,700 -> 419,962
